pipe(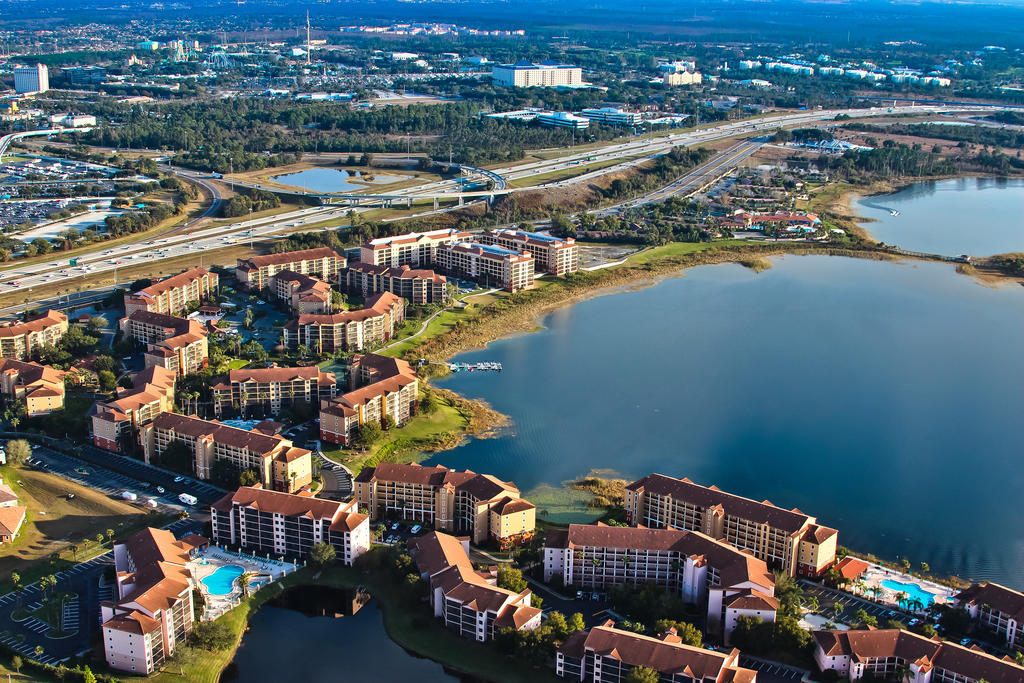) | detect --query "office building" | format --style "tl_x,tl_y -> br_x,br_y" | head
354,462 -> 535,546
14,64 -> 49,94
358,229 -> 472,268
491,61 -> 584,88
409,531 -> 541,641
92,366 -> 176,452
436,242 -> 535,292
123,268 -> 219,316
580,107 -> 643,126
0,358 -> 65,416
955,583 -> 1024,652
62,66 -> 107,86
211,365 -> 337,416
211,485 -> 370,565
479,229 -> 579,275
536,111 -> 590,129
283,292 -> 405,353
320,354 -> 419,447
140,413 -> 312,493
625,473 -> 838,577
235,247 -> 346,291
268,270 -> 333,315
342,263 -> 450,304
0,310 -> 68,360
